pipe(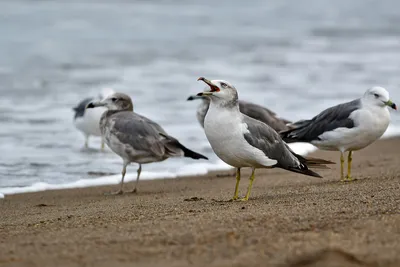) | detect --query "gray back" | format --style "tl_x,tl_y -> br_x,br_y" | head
239,100 -> 290,132
285,99 -> 361,142
242,115 -> 299,169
